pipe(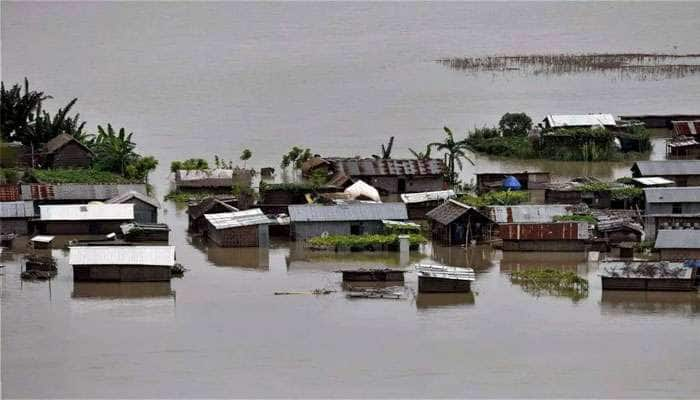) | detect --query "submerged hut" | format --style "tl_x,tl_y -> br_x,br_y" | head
69,245 -> 176,282
175,169 -> 236,192
187,196 -> 238,232
36,204 -> 134,235
631,161 -> 700,187
643,187 -> 700,241
426,199 -> 494,246
106,190 -> 160,224
599,260 -> 695,291
204,208 -> 270,247
0,200 -> 34,235
288,202 -> 408,240
654,230 -> 700,260
400,189 -> 455,219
